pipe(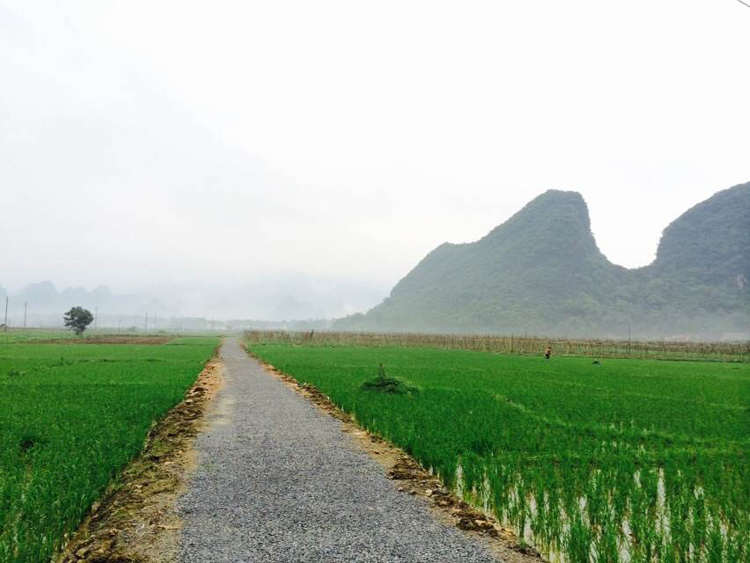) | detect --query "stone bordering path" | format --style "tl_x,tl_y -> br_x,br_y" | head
250,350 -> 544,563
57,358 -> 224,563
178,338 -> 504,562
